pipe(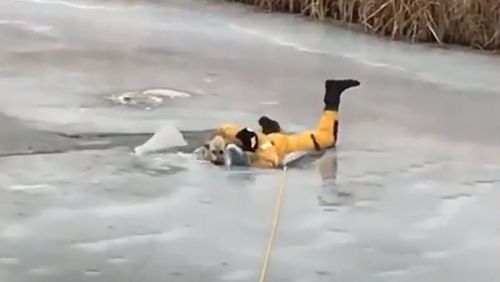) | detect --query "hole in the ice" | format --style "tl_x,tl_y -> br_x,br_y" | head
107,88 -> 192,108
